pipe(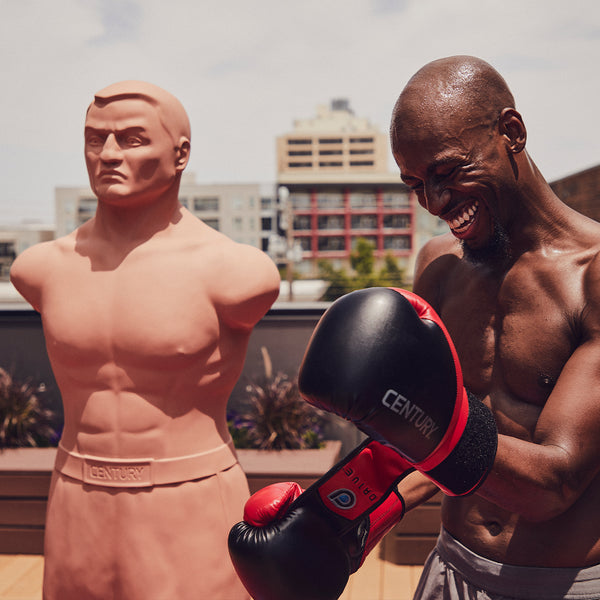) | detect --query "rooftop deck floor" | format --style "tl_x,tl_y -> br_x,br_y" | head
0,540 -> 423,600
